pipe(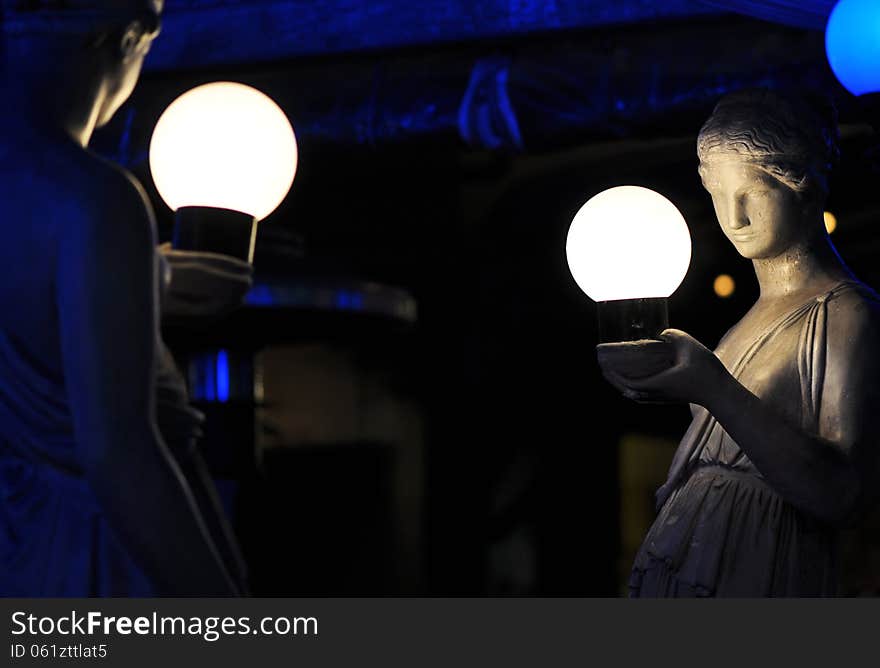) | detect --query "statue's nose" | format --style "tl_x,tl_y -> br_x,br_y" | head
726,199 -> 750,231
